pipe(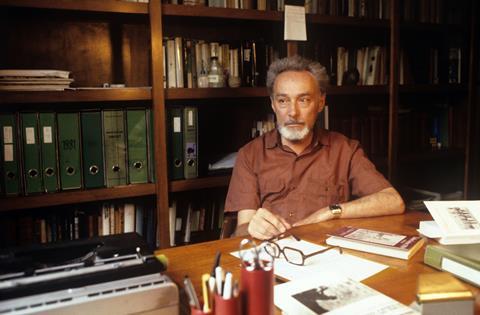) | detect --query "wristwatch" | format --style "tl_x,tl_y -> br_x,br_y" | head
329,204 -> 343,218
